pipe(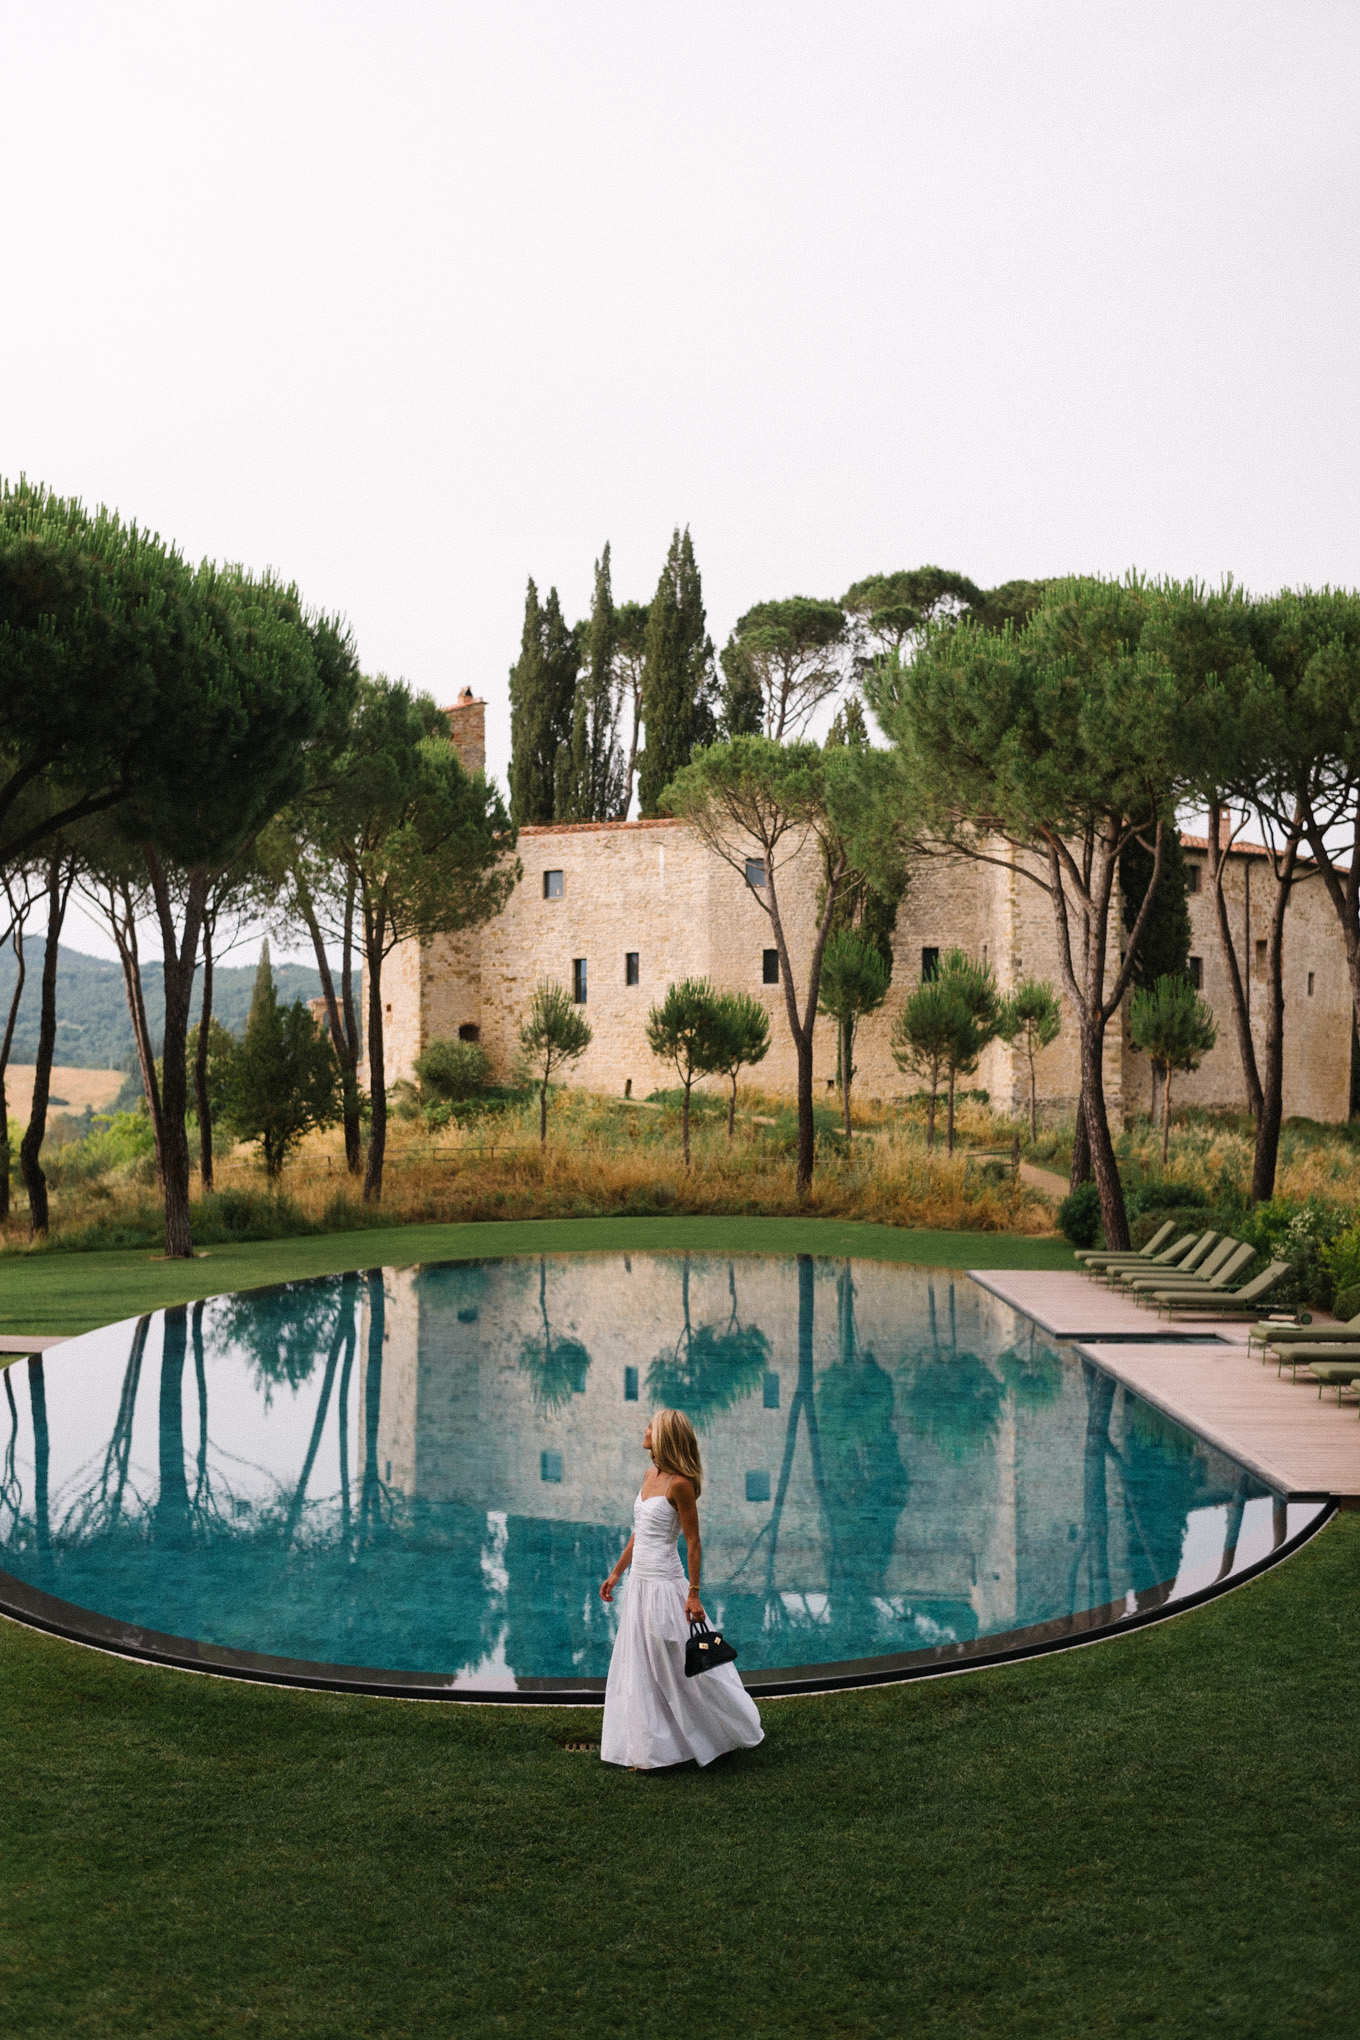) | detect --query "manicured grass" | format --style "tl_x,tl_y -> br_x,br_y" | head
0,1215 -> 1076,1338
2,1512 -> 1355,2038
